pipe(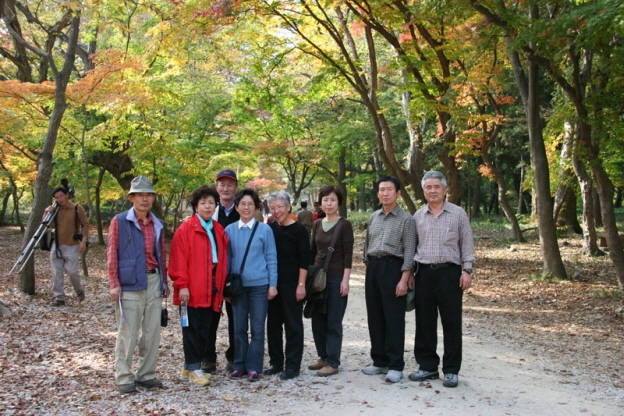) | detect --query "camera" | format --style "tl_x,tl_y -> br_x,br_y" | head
73,233 -> 83,241
161,307 -> 169,327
